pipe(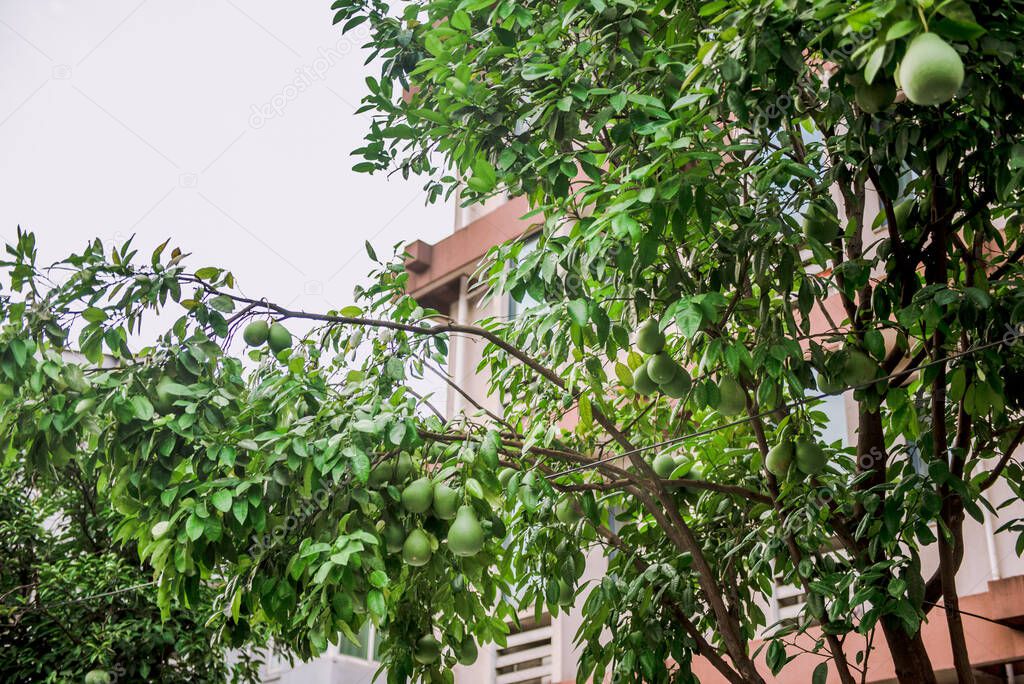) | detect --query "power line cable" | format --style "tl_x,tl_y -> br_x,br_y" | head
548,333 -> 1022,479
